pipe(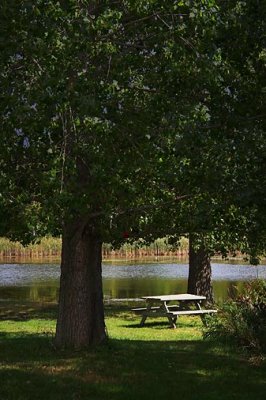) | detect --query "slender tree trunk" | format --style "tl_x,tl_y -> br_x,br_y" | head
54,218 -> 107,349
187,234 -> 214,303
